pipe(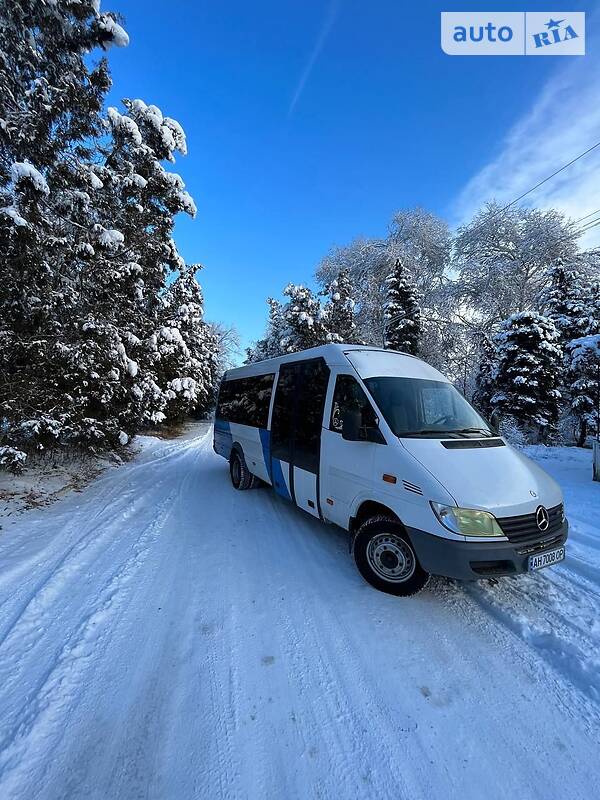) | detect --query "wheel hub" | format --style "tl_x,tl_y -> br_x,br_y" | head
367,533 -> 416,583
